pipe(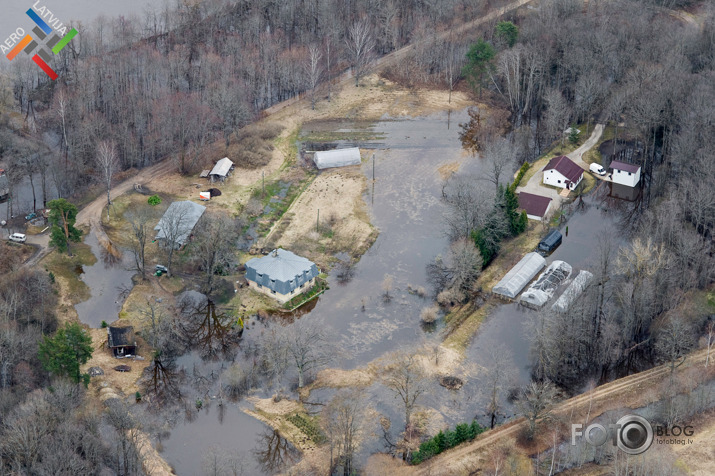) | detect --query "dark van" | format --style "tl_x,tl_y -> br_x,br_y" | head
538,229 -> 562,254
